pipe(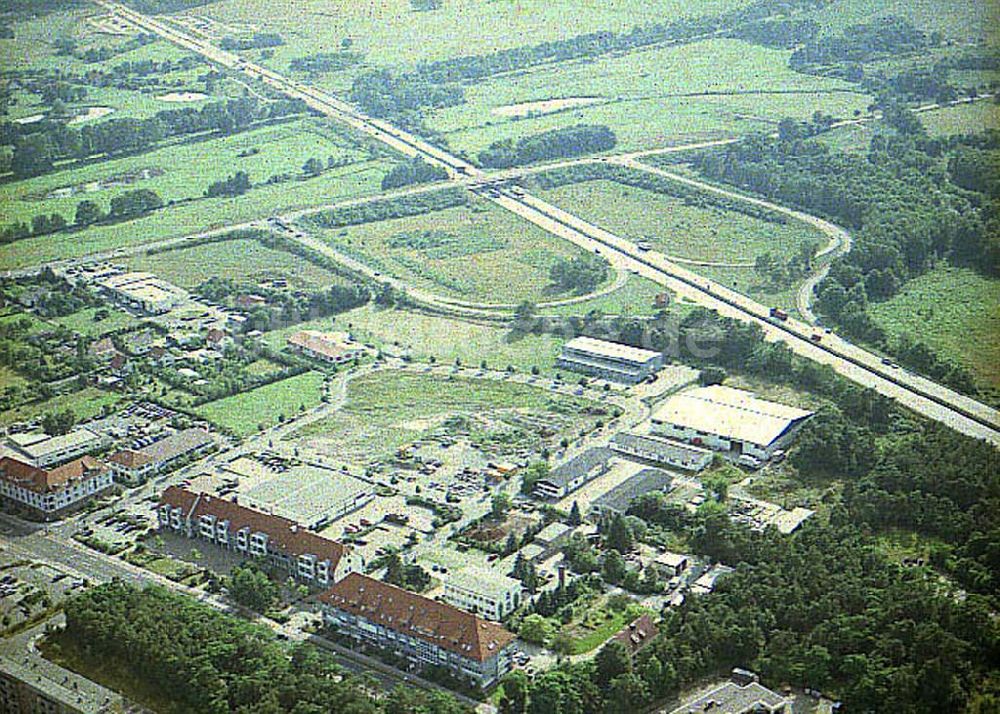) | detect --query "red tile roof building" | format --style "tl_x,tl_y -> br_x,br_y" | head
157,486 -> 361,587
320,573 -> 516,688
0,456 -> 113,520
287,330 -> 365,365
